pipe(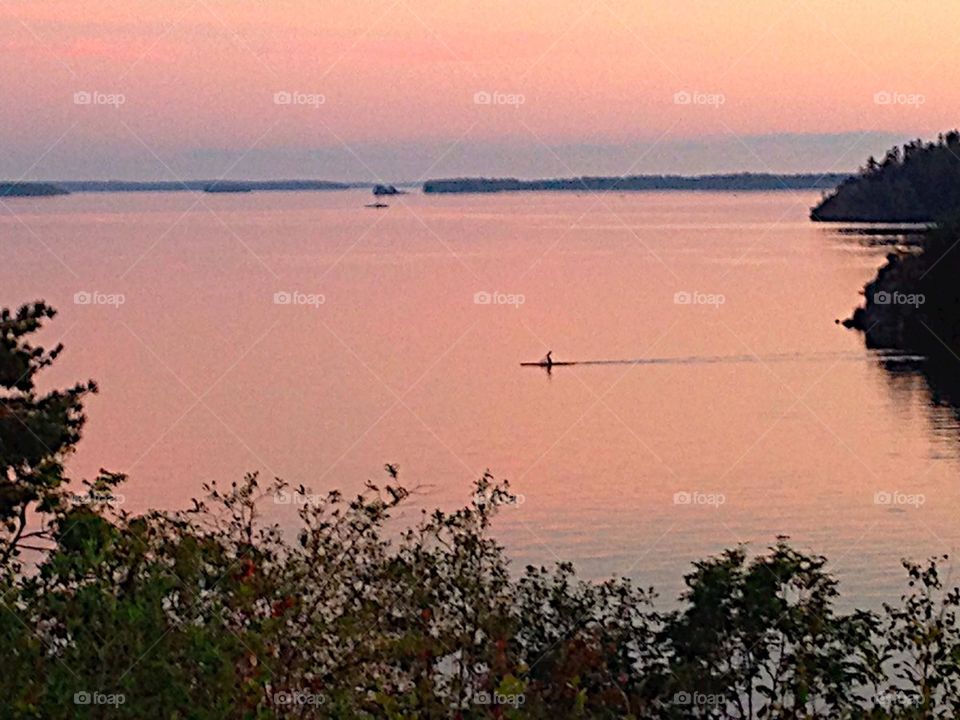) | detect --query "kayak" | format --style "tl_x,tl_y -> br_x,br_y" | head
520,361 -> 576,367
